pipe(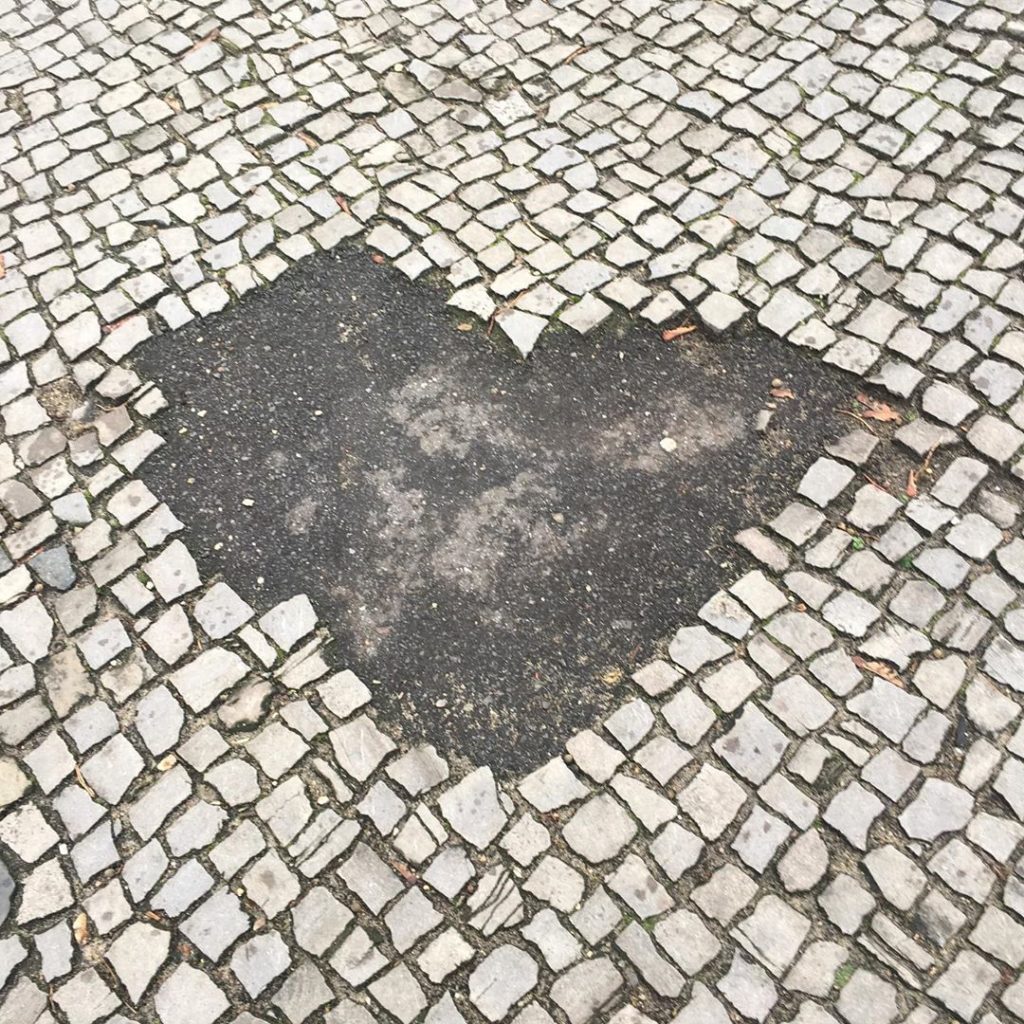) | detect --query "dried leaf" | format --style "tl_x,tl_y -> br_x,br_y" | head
852,655 -> 904,688
855,392 -> 901,423
661,324 -> 696,342
906,469 -> 918,498
0,254 -> 6,280
456,323 -> 472,332
392,860 -> 418,884
770,387 -> 795,400
74,764 -> 96,799
186,28 -> 219,55
370,254 -> 385,264
73,912 -> 88,945
334,196 -> 350,215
